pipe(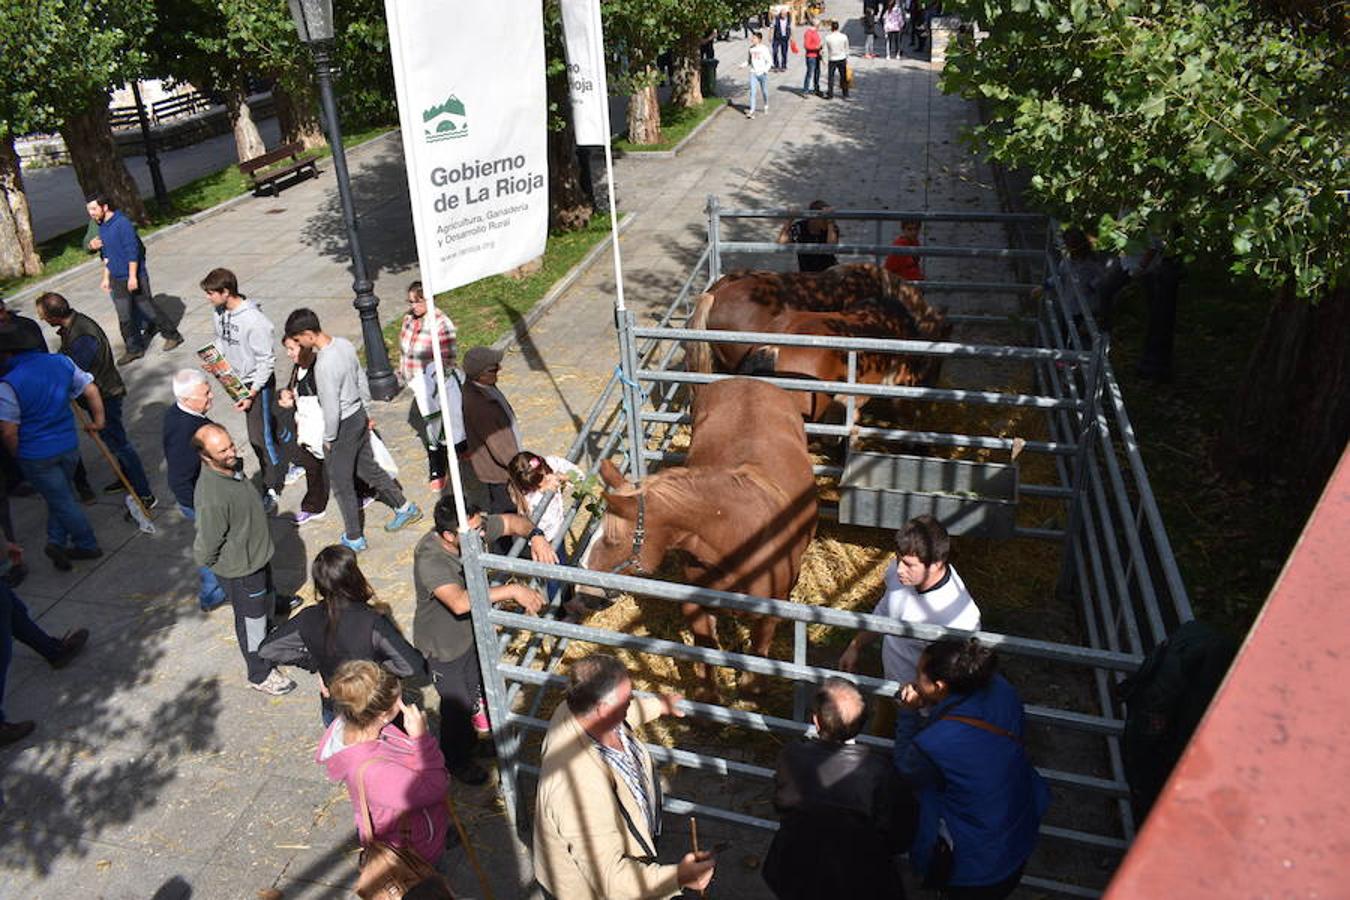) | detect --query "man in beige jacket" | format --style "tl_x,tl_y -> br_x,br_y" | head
533,655 -> 716,899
